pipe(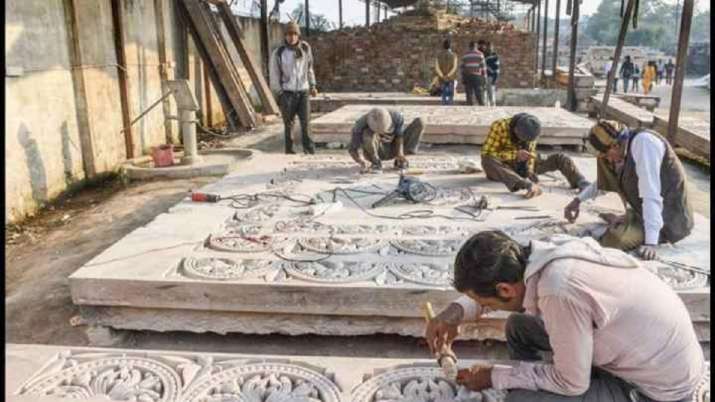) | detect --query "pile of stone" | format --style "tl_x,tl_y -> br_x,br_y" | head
312,13 -> 536,93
